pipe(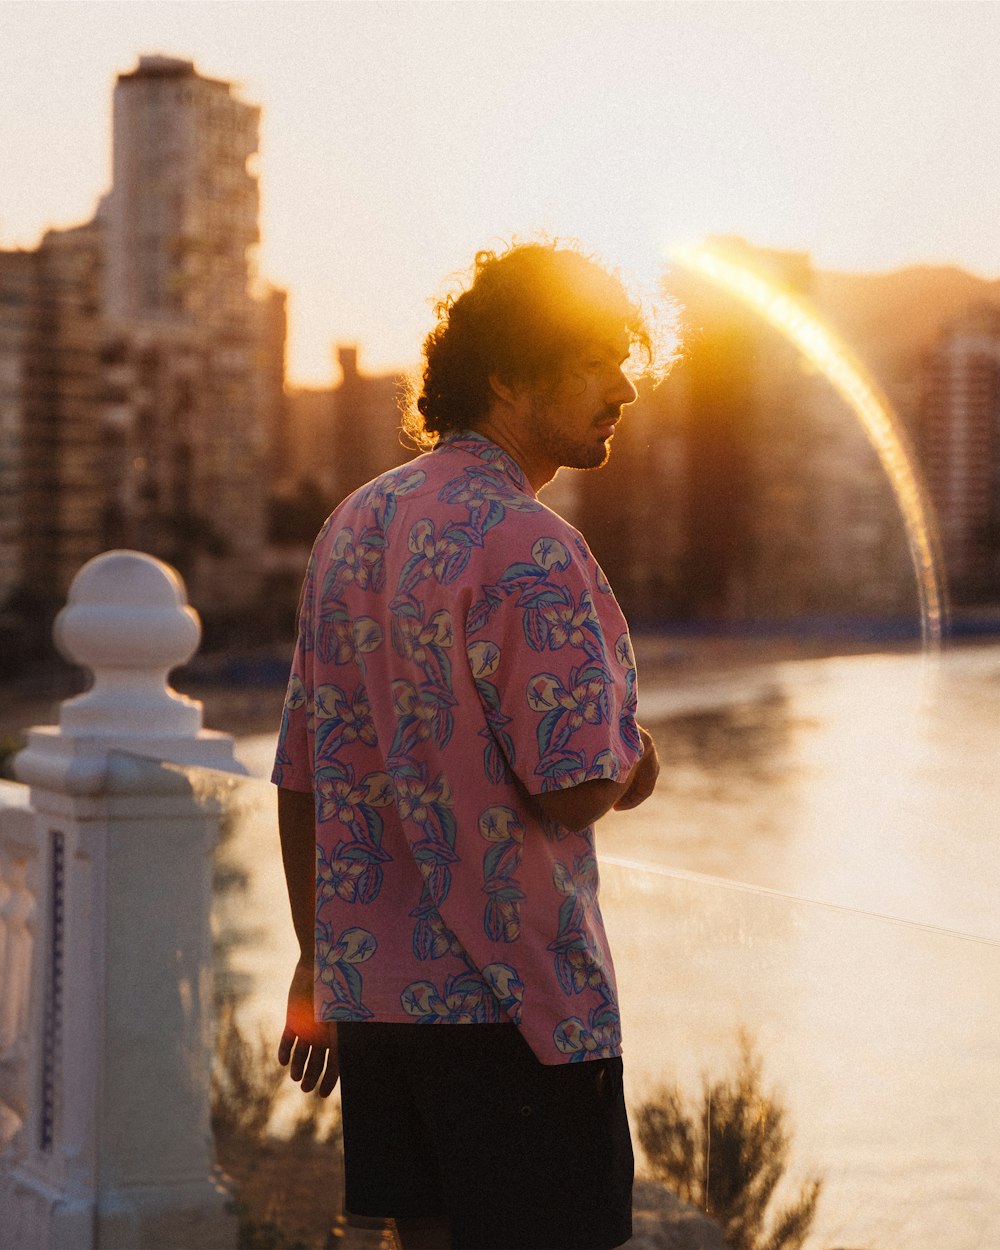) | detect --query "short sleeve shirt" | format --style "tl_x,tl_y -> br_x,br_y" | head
272,431 -> 643,1063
